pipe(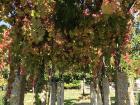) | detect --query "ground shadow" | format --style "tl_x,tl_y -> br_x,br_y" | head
76,102 -> 90,105
64,99 -> 77,105
64,97 -> 115,105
